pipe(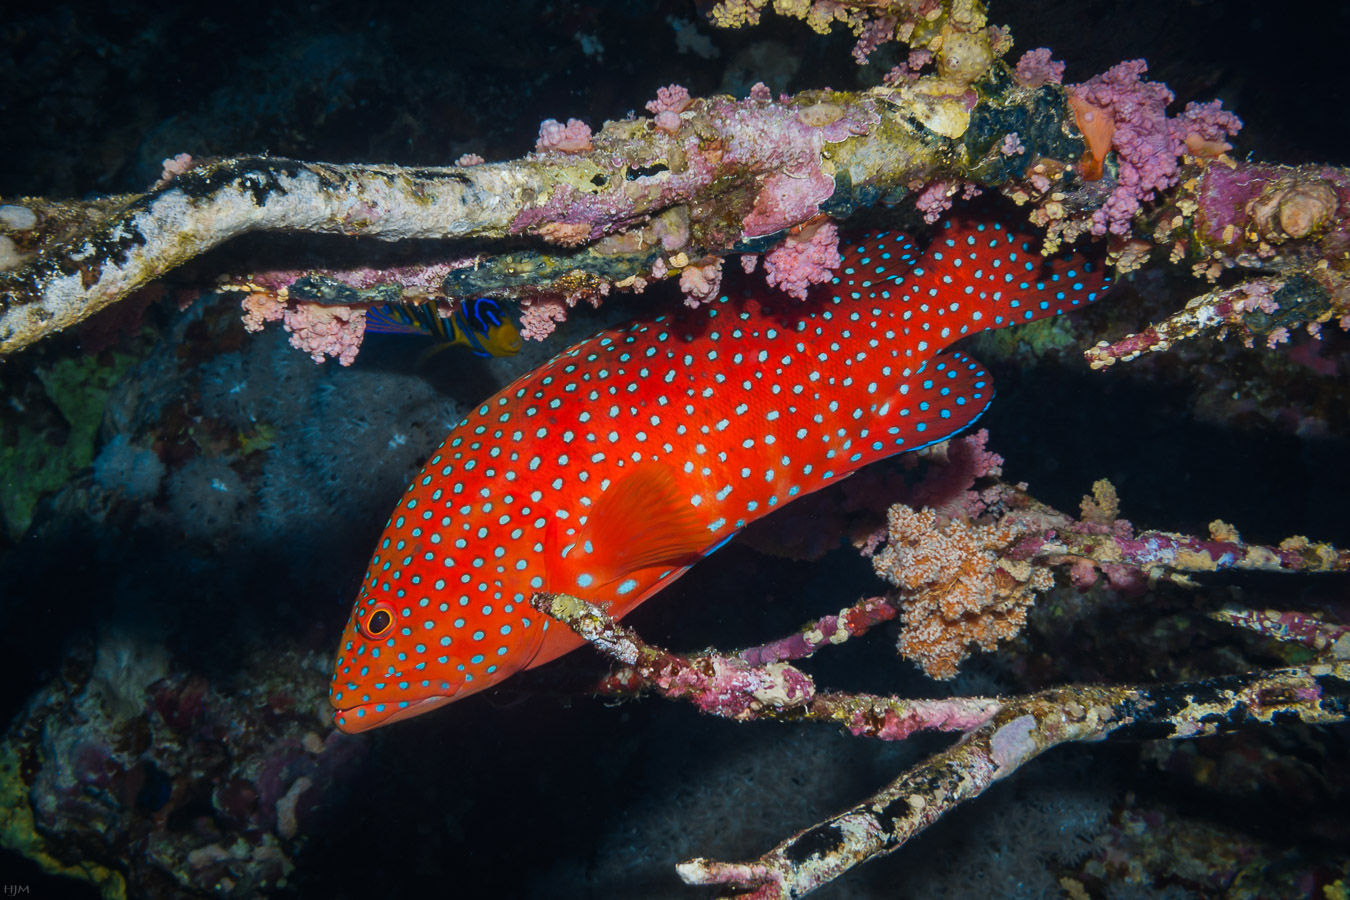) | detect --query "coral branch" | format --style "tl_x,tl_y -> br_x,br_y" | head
678,665 -> 1350,899
1086,276 -> 1287,366
737,594 -> 900,666
1211,606 -> 1350,657
532,592 -> 1000,737
870,471 -> 1350,678
2,66 -> 1097,357
1088,162 -> 1350,366
535,576 -> 1350,900
1034,518 -> 1350,578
